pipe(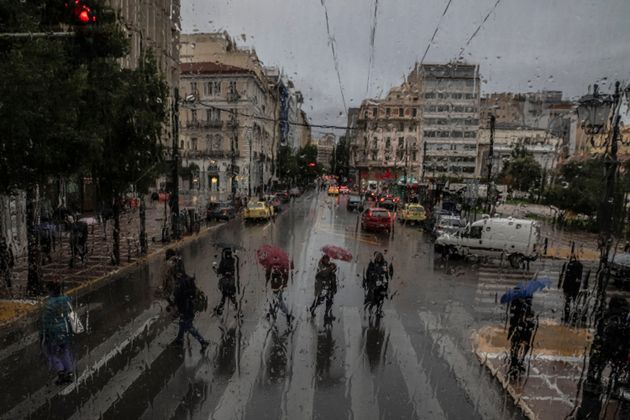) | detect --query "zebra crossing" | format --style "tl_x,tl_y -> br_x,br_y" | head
0,300 -> 523,420
471,262 -> 630,321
